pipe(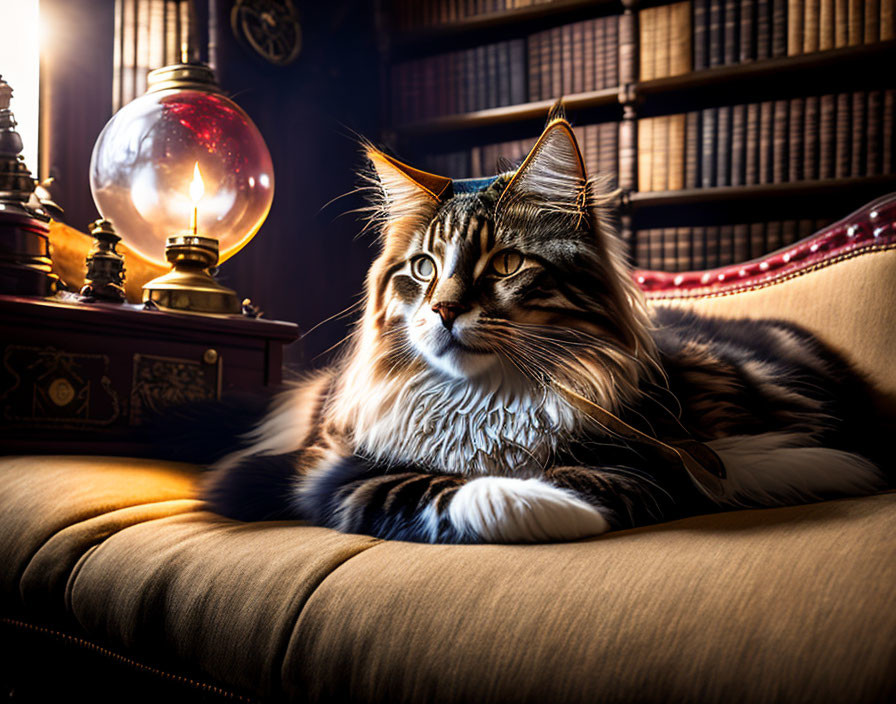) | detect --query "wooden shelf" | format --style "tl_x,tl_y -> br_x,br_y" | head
392,0 -> 618,57
638,40 -> 896,98
397,87 -> 620,136
628,177 -> 896,209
